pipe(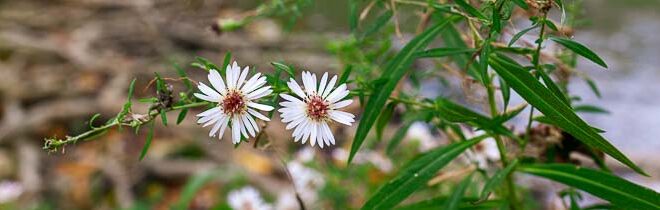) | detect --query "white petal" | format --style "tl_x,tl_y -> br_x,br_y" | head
226,64 -> 235,89
232,62 -> 241,89
279,101 -> 304,108
197,107 -> 221,117
242,115 -> 256,137
198,82 -> 221,99
317,72 -> 328,96
285,116 -> 306,130
248,109 -> 270,121
248,102 -> 274,111
310,123 -> 318,147
240,73 -> 262,92
322,122 -> 335,145
200,111 -> 224,127
325,84 -> 349,103
322,75 -> 338,98
247,89 -> 272,100
246,115 -> 260,133
287,79 -> 307,99
301,121 -> 312,144
247,86 -> 272,99
231,116 -> 241,144
236,66 -> 249,89
329,110 -> 355,126
238,116 -> 248,139
280,94 -> 304,104
331,99 -> 353,109
244,77 -> 267,94
209,115 -> 226,137
302,71 -> 315,94
197,109 -> 221,123
194,93 -> 218,103
217,117 -> 230,139
293,120 -> 309,142
208,70 -> 226,95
